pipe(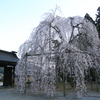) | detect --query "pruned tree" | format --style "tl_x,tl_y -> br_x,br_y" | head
15,9 -> 100,98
